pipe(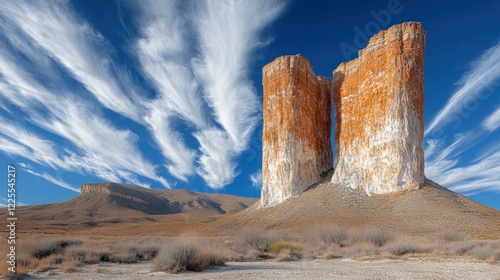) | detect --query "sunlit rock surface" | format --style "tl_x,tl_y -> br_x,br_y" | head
261,55 -> 333,208
331,22 -> 426,195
